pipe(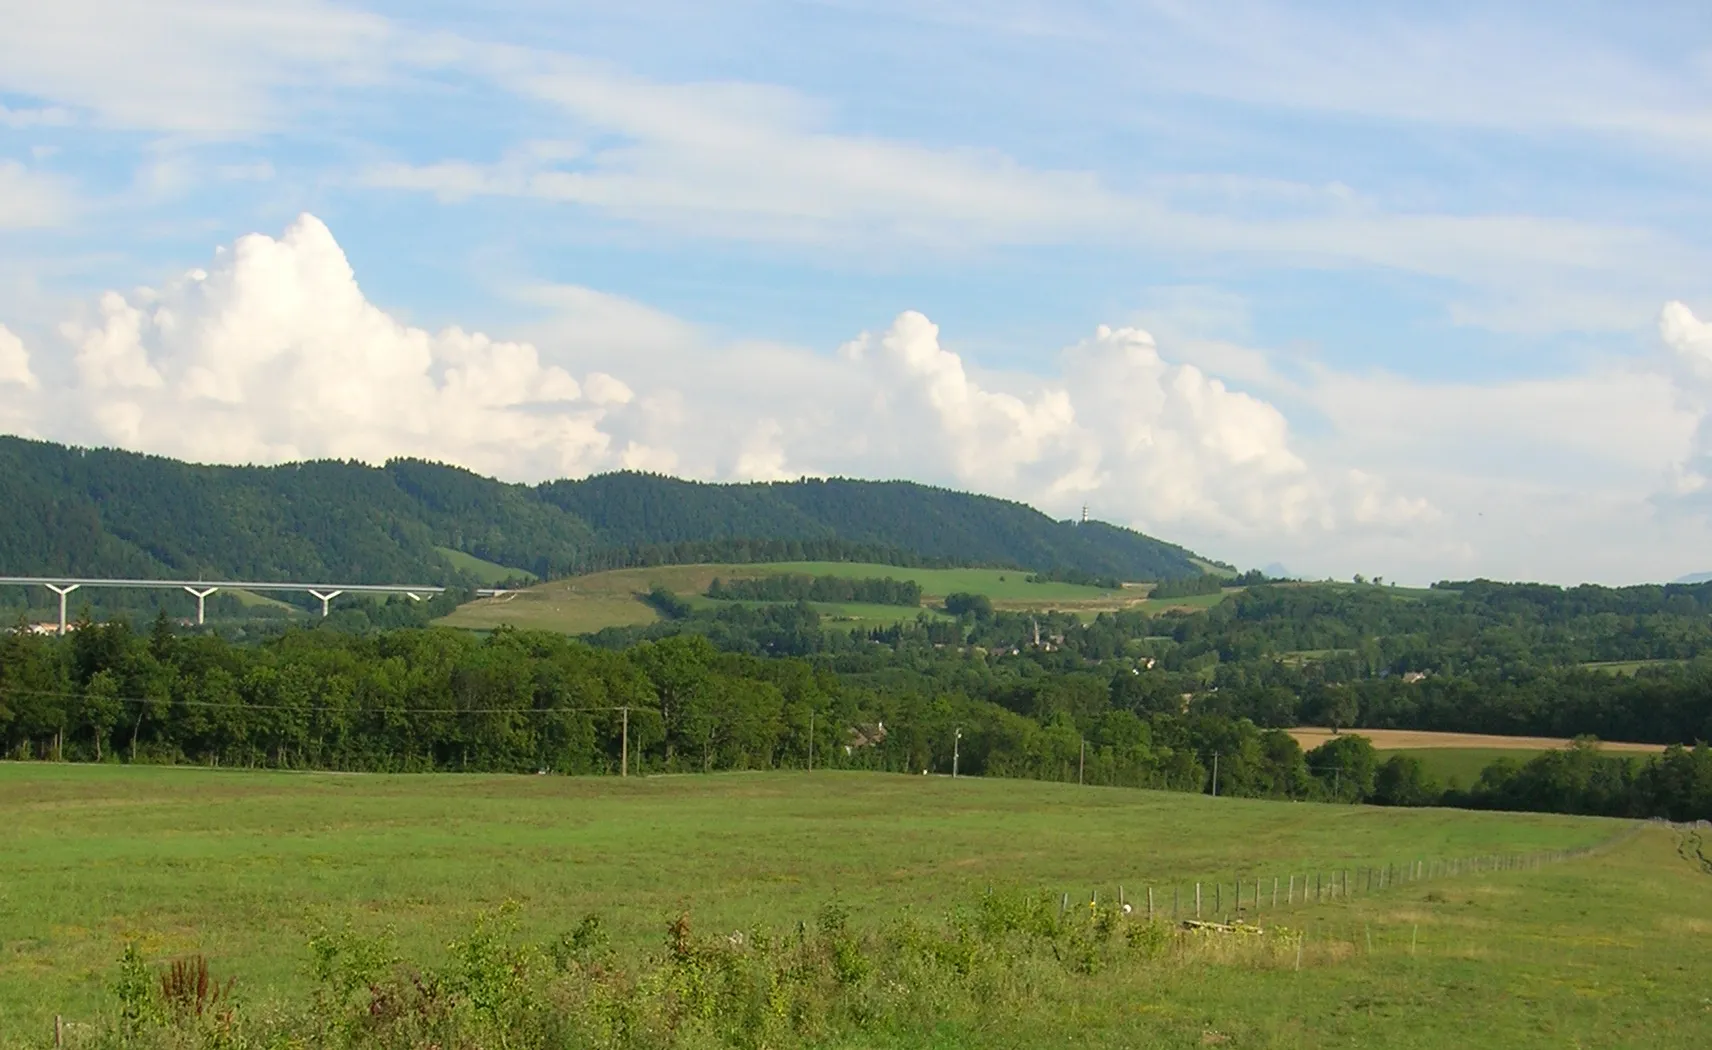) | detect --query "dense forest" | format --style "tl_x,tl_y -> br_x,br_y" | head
0,438 -> 1213,618
584,578 -> 1712,748
4,573 -> 1712,820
